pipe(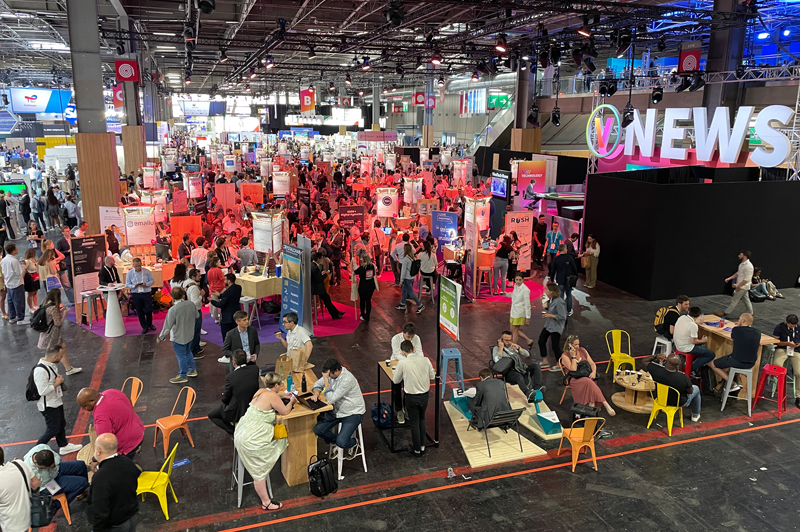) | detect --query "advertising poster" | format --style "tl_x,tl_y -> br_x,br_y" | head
360,157 -> 372,178
474,198 -> 490,232
99,206 -> 125,239
153,194 -> 168,223
338,205 -> 366,234
253,219 -> 272,254
223,155 -> 237,173
296,187 -> 310,208
420,171 -> 434,196
215,182 -> 237,215
464,221 -> 477,301
241,183 -> 263,205
142,167 -> 158,189
516,160 -> 547,210
386,154 -> 396,171
439,276 -> 462,340
280,244 -> 304,329
124,211 -> 156,245
452,160 -> 464,188
300,89 -> 315,116
376,187 -> 398,218
169,215 -> 202,258
273,171 -> 290,196
403,177 -> 422,204
188,176 -> 203,199
432,210 -> 458,262
260,158 -> 271,178
272,213 -> 283,254
173,190 -> 188,214
416,199 -> 438,230
71,234 -> 106,319
505,211 -> 534,272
